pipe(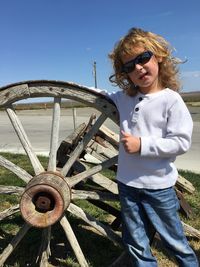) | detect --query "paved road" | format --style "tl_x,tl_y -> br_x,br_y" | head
0,106 -> 199,174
